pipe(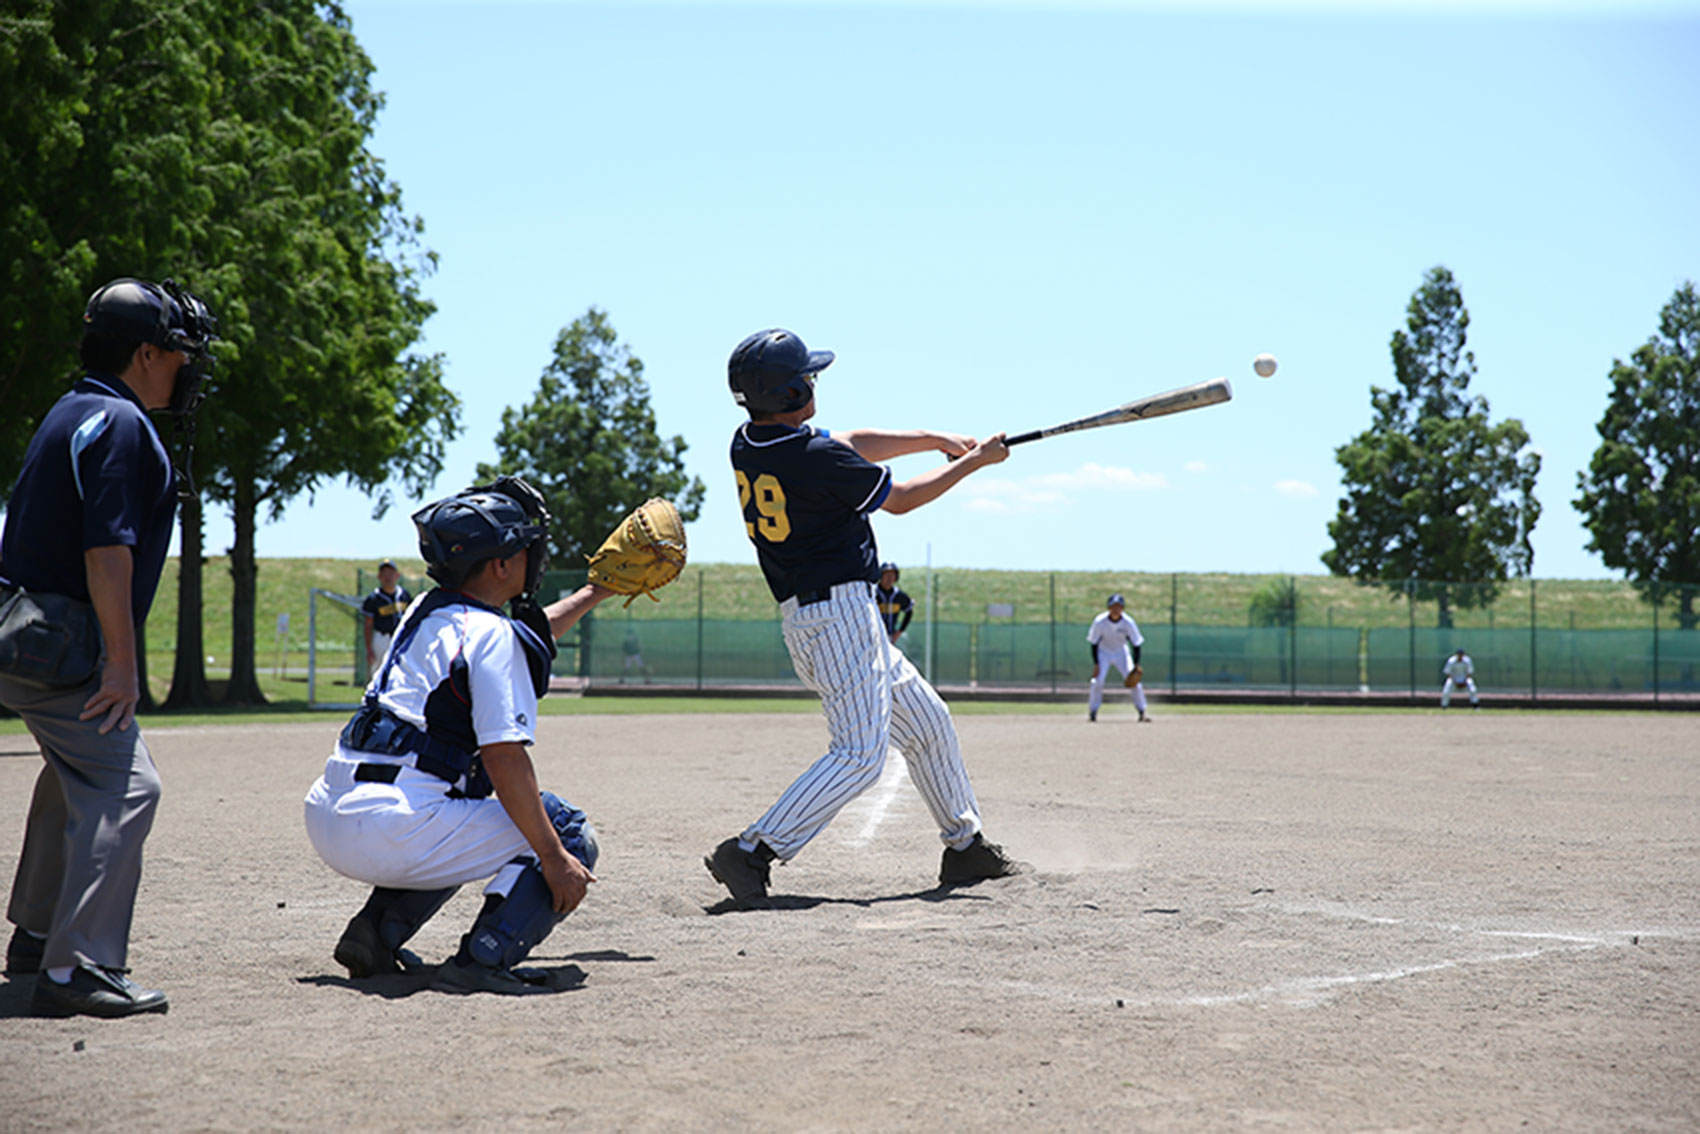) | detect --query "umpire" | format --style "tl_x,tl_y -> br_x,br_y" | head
0,277 -> 217,1017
